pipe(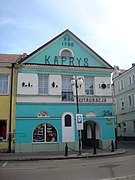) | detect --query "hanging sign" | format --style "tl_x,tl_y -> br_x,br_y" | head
76,114 -> 84,130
